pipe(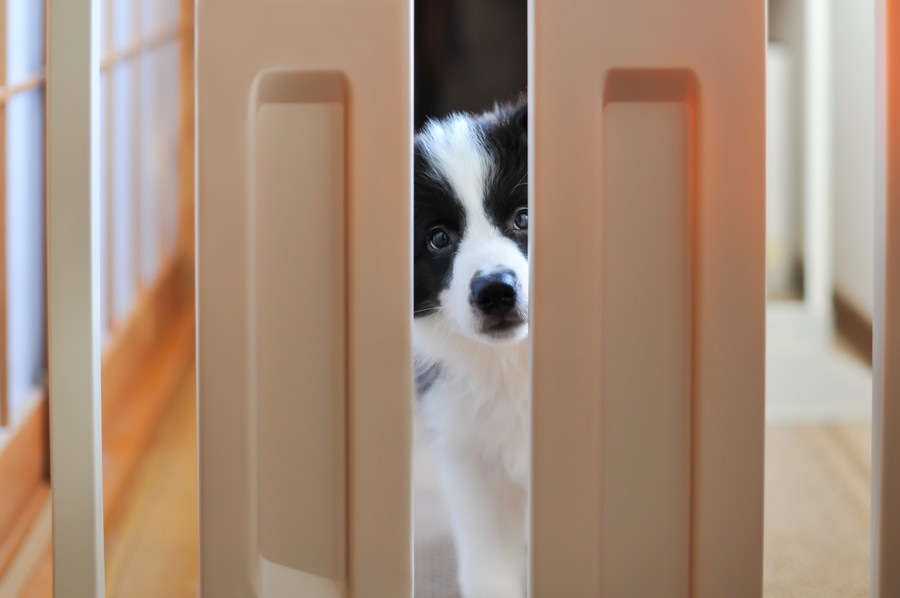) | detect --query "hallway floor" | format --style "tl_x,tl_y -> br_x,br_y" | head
105,367 -> 198,598
106,313 -> 873,597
